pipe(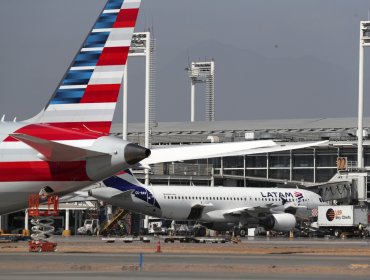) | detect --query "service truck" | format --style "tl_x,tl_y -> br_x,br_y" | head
77,219 -> 100,235
316,205 -> 368,238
